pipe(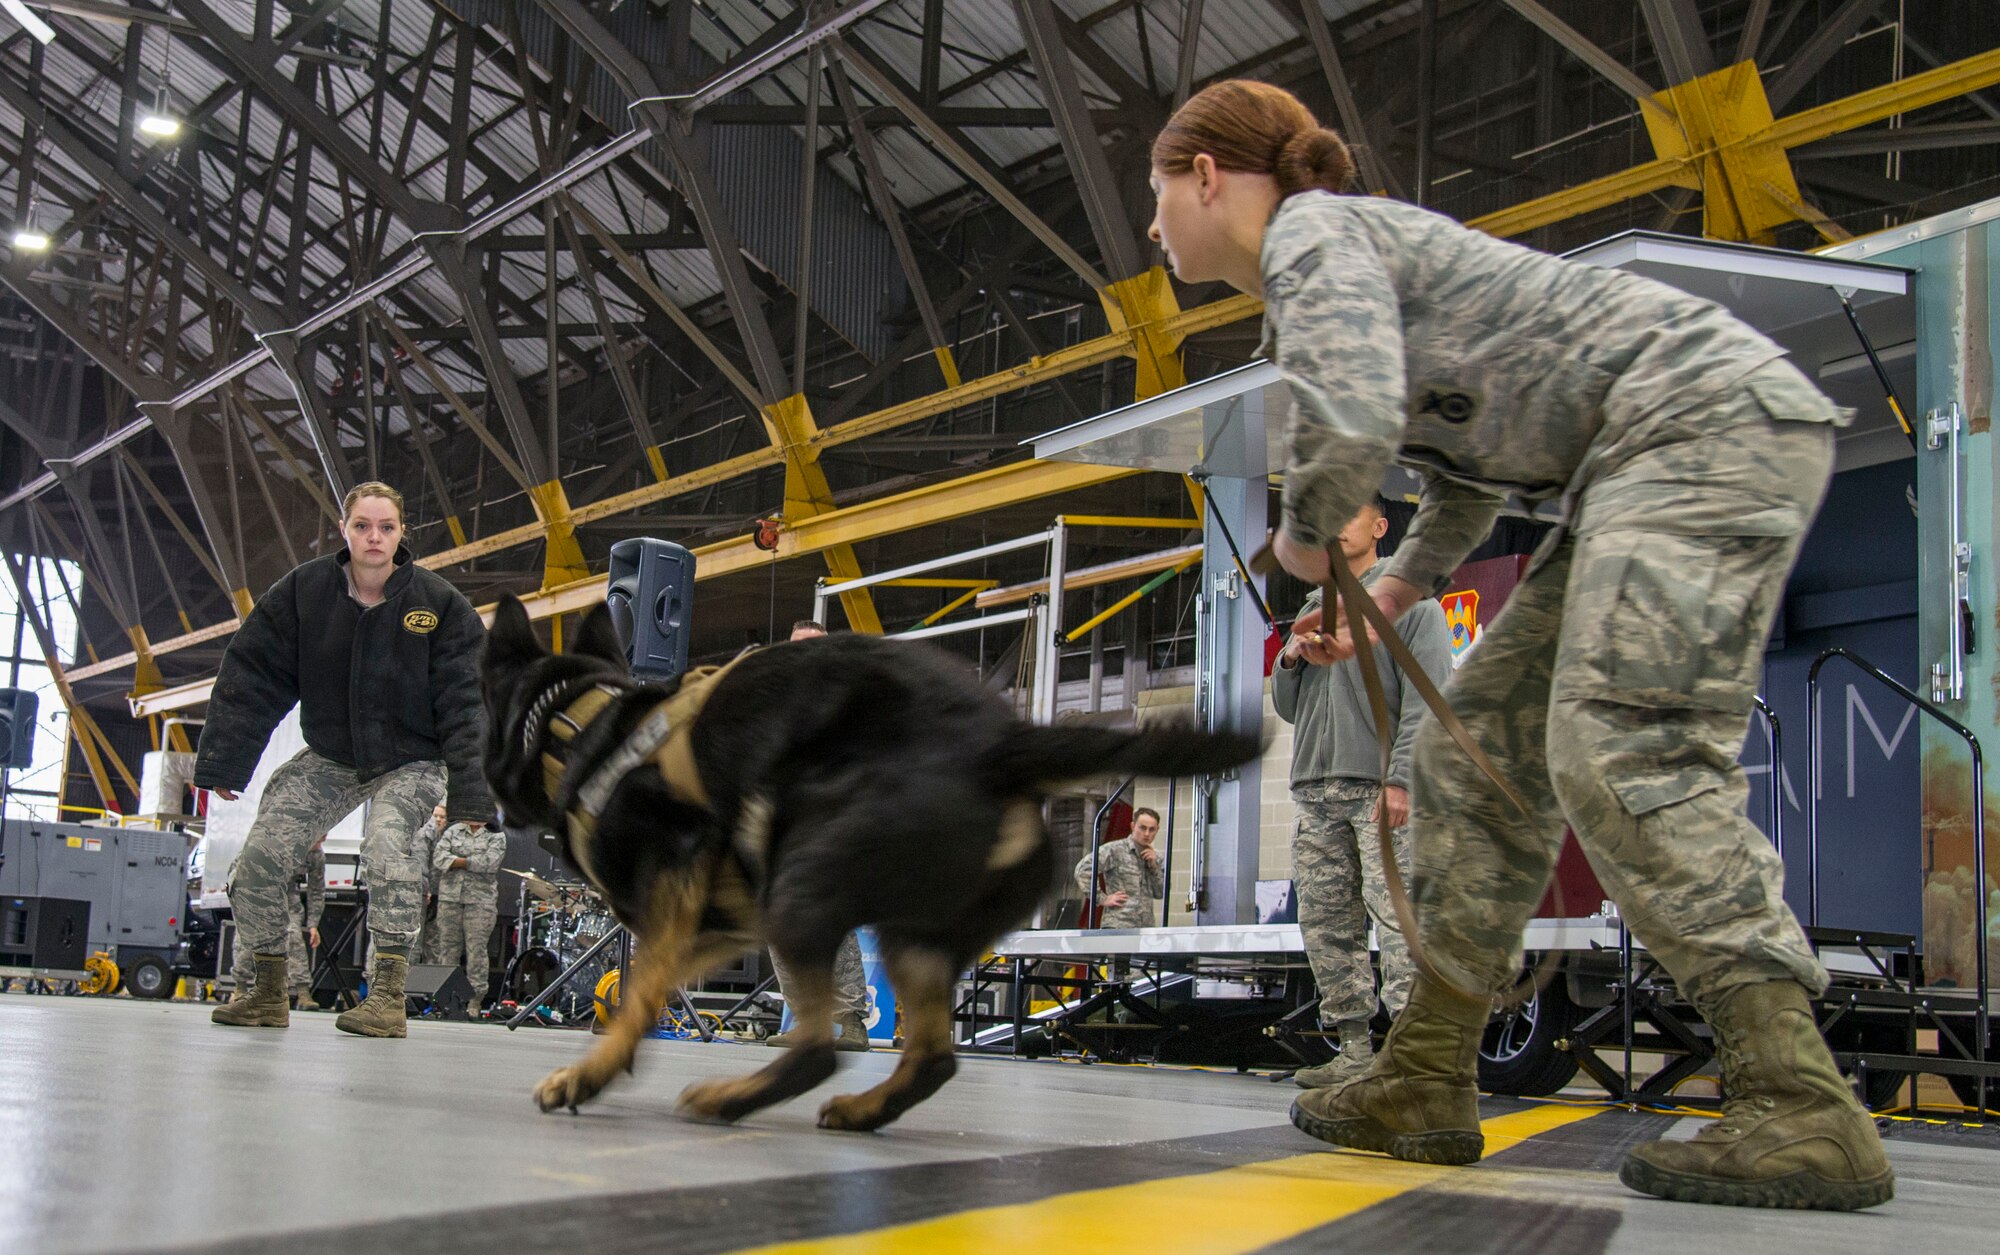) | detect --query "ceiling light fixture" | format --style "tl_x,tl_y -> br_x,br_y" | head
0,0 -> 55,45
138,30 -> 180,140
